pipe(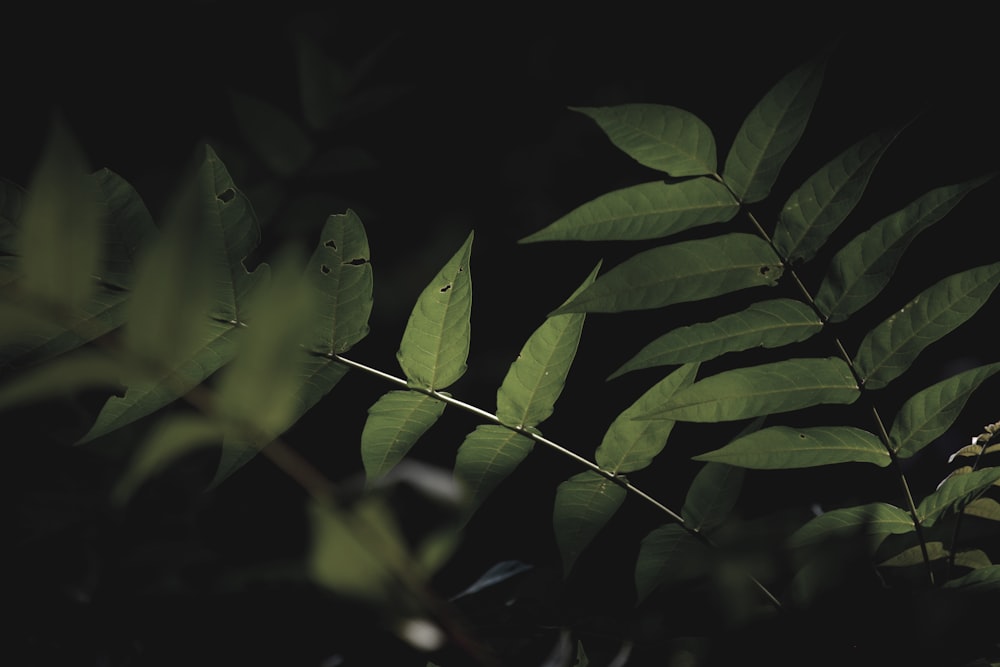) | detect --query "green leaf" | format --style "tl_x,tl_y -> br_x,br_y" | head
573,104 -> 717,177
890,362 -> 1000,458
787,502 -> 914,550
453,424 -> 534,512
91,169 -> 159,290
229,90 -> 315,177
722,54 -> 827,203
552,233 -> 782,315
634,523 -> 710,603
942,564 -> 1000,592
610,298 -> 821,378
303,210 -> 373,355
361,390 -> 447,479
518,178 -> 737,243
595,363 -> 699,474
0,349 -> 124,411
682,463 -> 744,533
816,174 -> 995,322
397,231 -> 473,390
877,541 -> 948,568
17,116 -> 103,309
553,471 -> 627,576
694,426 -> 890,469
964,497 -> 1000,521
917,467 -> 1000,527
643,357 -> 859,422
496,264 -> 598,428
853,262 -> 1000,390
773,126 -> 900,264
